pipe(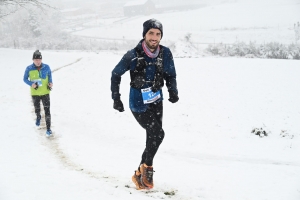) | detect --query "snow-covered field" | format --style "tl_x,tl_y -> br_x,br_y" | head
0,47 -> 299,200
1,0 -> 300,199
73,0 -> 300,44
